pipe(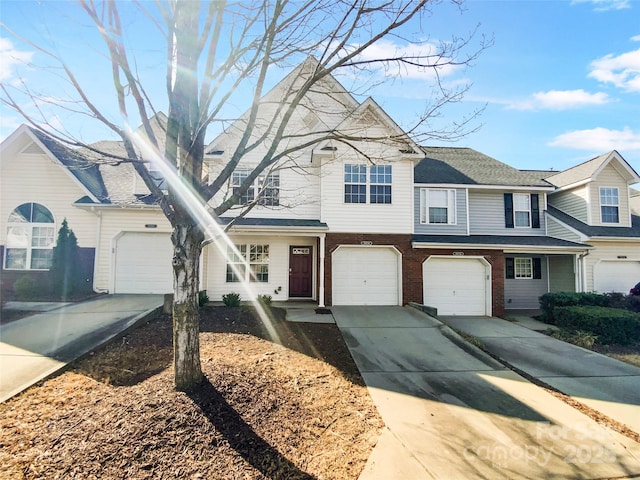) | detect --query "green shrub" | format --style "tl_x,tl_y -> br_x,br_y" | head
539,292 -> 609,324
550,329 -> 598,349
198,290 -> 210,307
13,275 -> 40,300
222,292 -> 241,307
257,294 -> 272,306
554,306 -> 640,345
